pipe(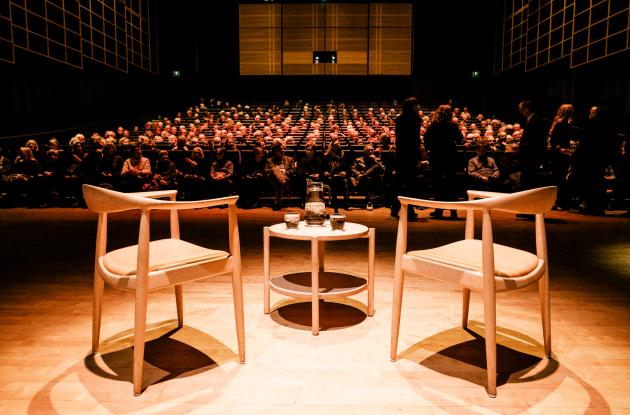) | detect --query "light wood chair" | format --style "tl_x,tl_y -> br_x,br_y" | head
82,184 -> 245,395
390,186 -> 556,397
